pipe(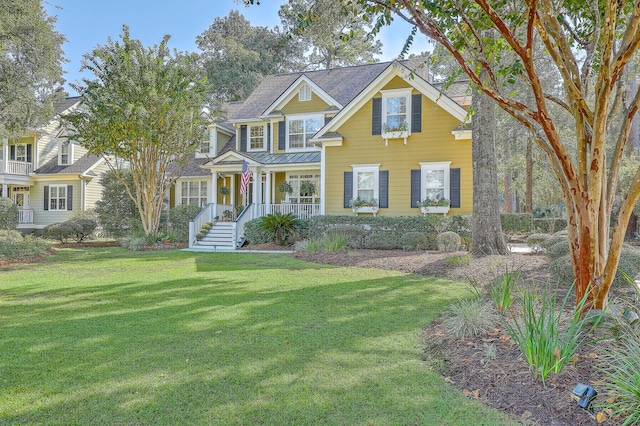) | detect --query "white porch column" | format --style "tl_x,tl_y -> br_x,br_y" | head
252,168 -> 259,218
1,138 -> 8,175
265,171 -> 272,214
211,171 -> 218,205
231,174 -> 236,207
